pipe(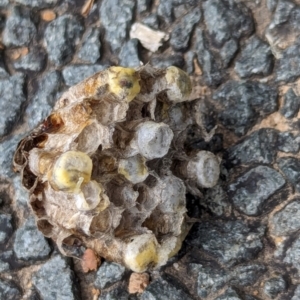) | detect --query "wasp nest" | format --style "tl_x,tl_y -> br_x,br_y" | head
13,65 -> 220,272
